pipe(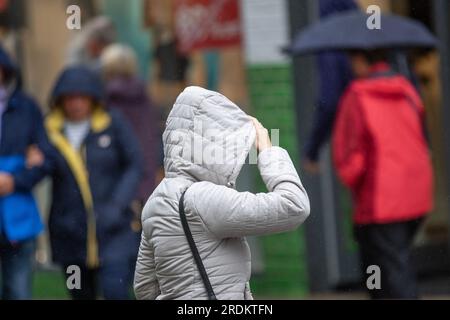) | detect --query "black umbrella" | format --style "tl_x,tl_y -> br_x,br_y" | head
284,11 -> 438,55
